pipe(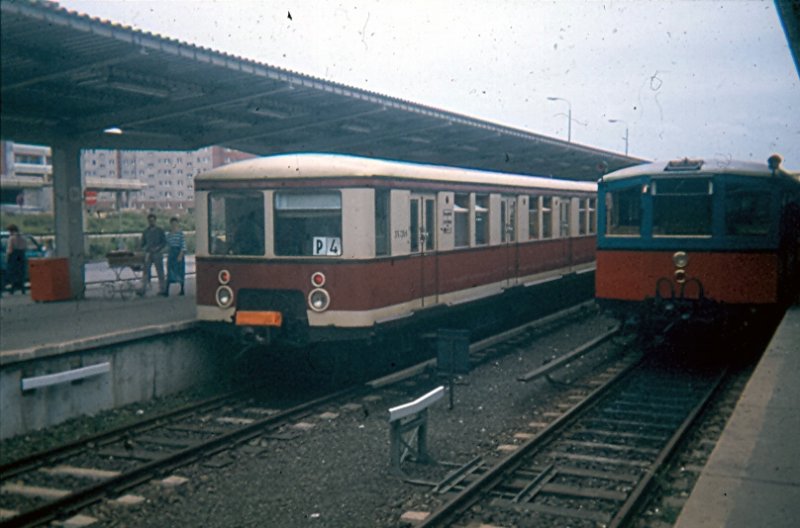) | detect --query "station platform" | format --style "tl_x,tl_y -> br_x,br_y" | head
675,305 -> 800,528
0,274 -> 197,365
